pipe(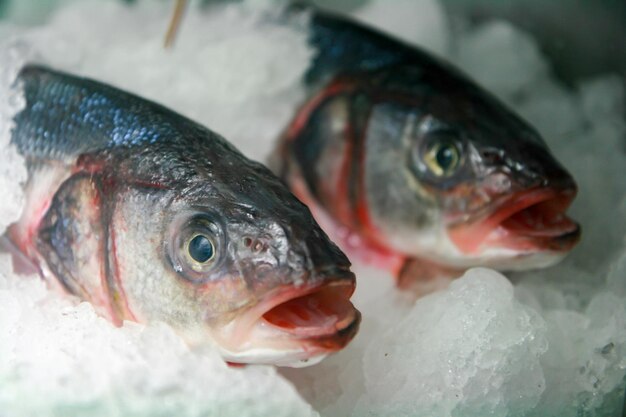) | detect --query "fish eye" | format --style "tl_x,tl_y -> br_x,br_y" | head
168,215 -> 223,281
186,234 -> 215,264
421,132 -> 462,177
